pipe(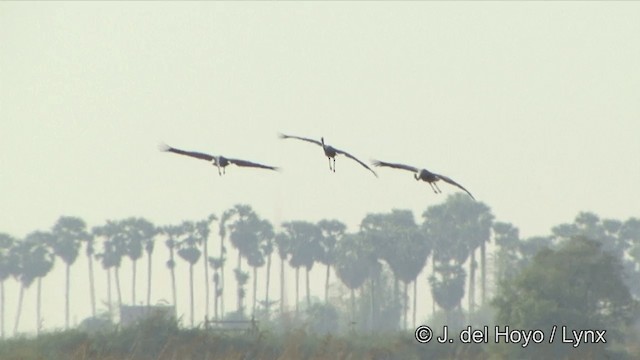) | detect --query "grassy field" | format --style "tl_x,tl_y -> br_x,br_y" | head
0,316 -> 638,360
